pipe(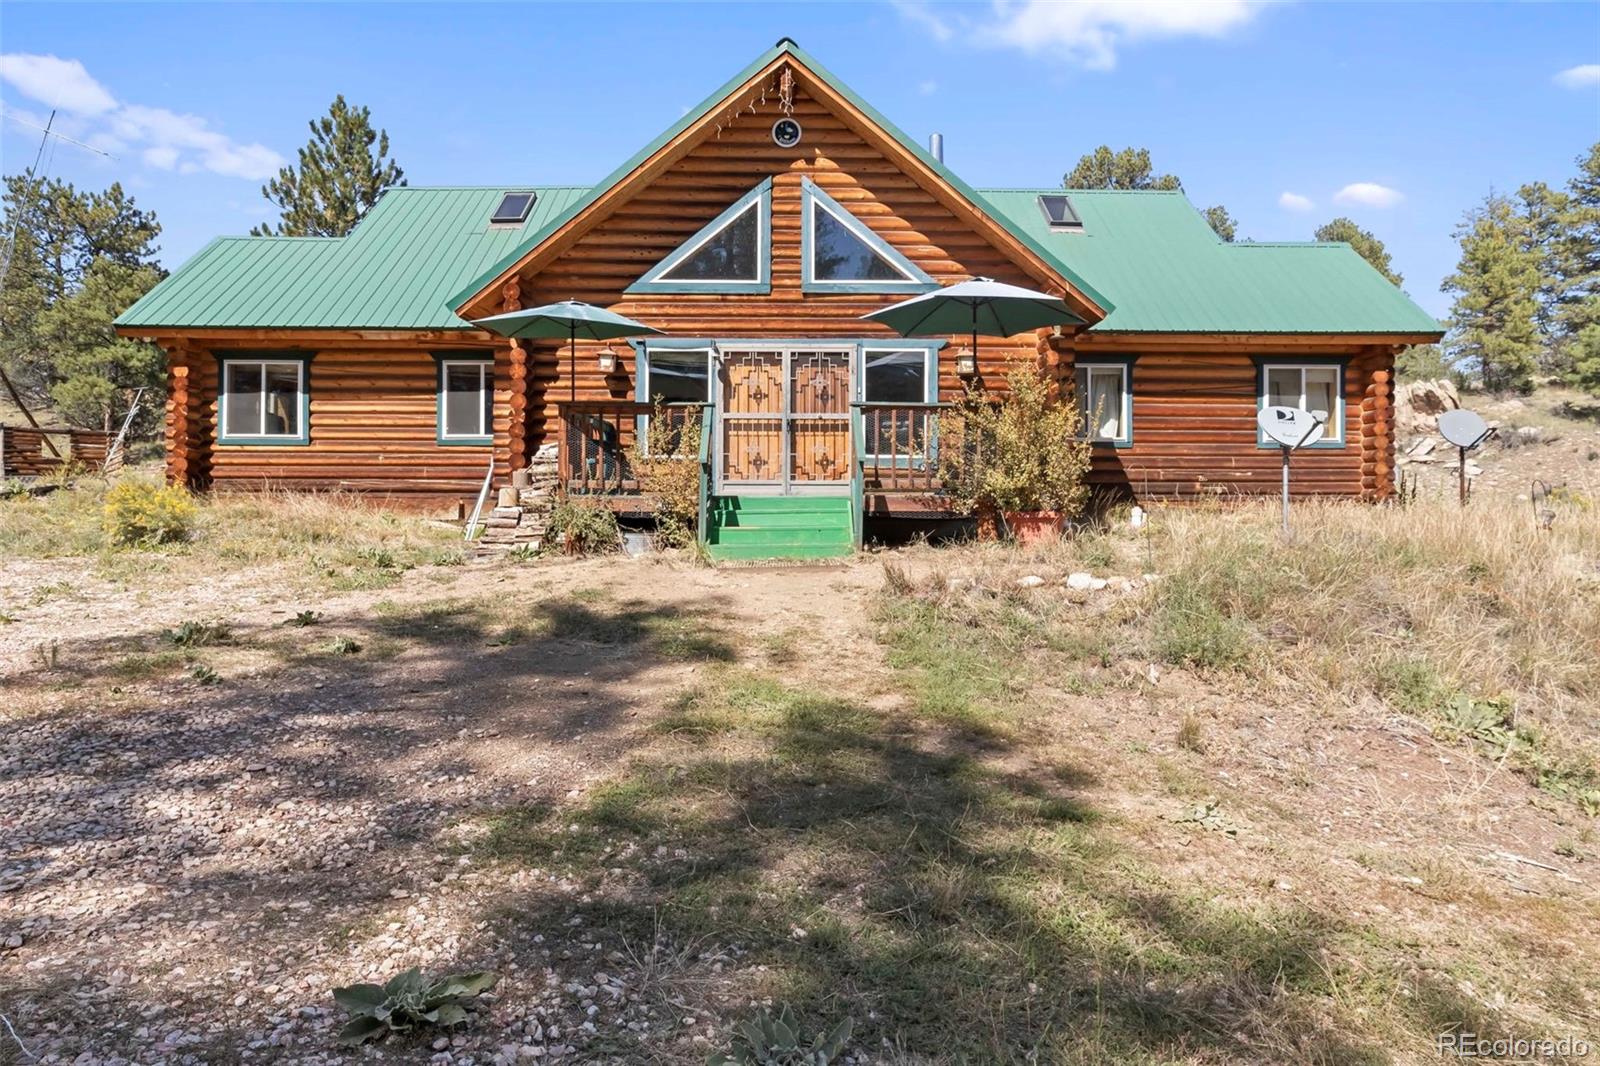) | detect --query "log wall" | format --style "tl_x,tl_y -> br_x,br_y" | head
149,66 -> 1410,504
170,342 -> 497,506
0,426 -> 111,478
1061,335 -> 1399,501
